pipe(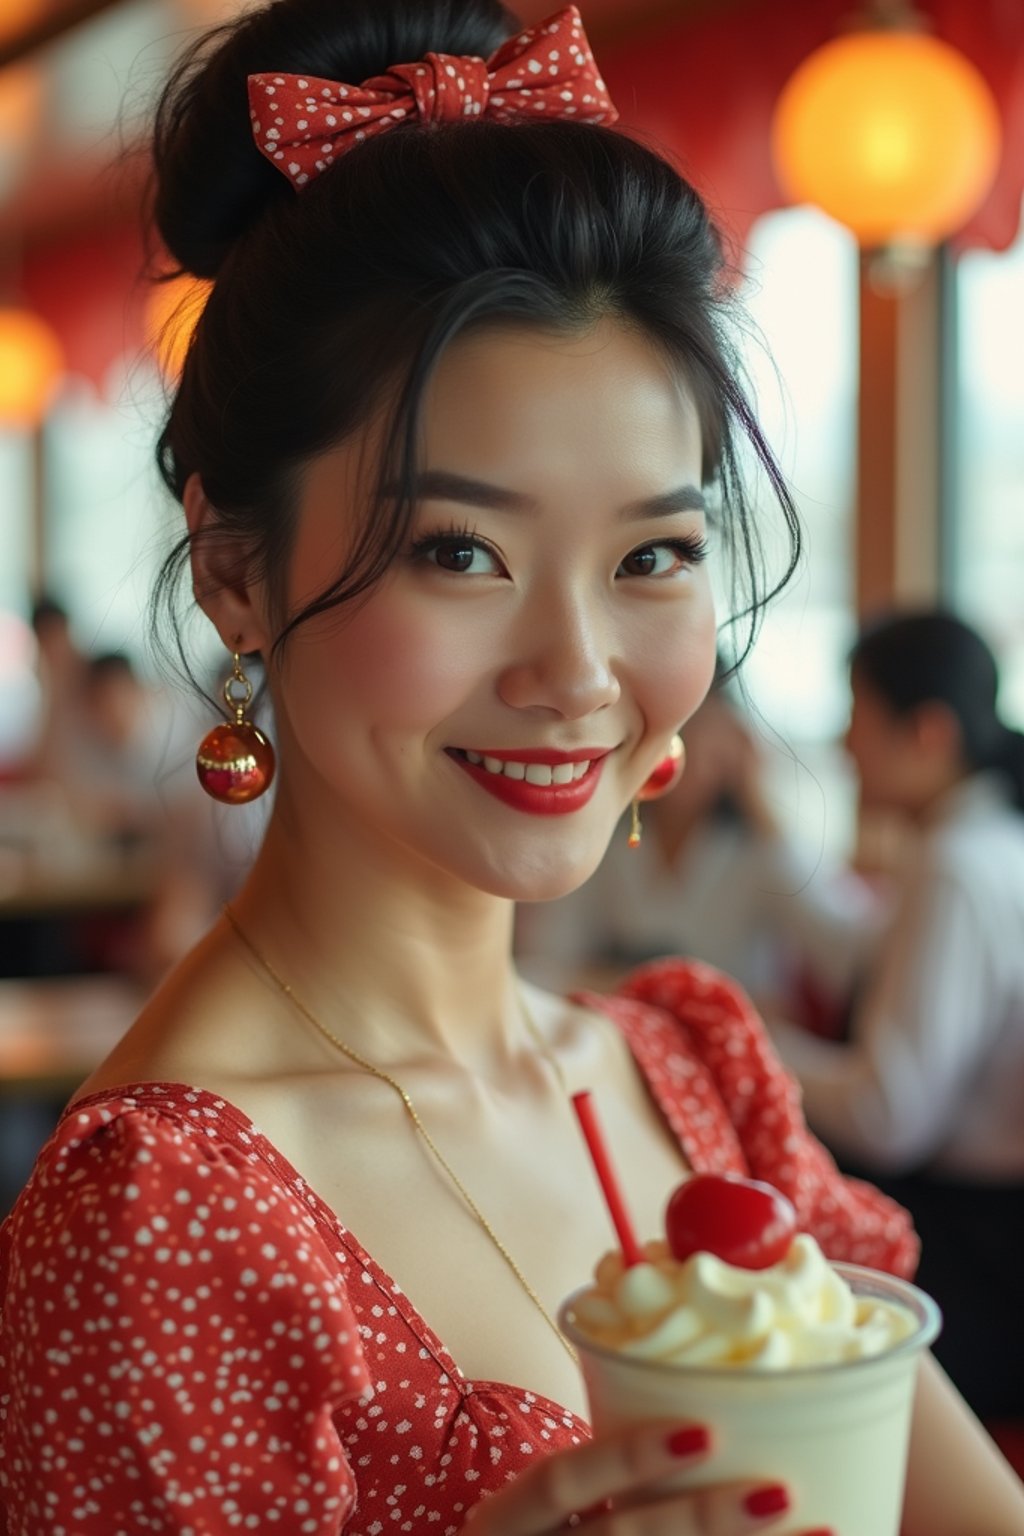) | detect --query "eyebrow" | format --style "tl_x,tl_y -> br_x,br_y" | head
400,469 -> 706,519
